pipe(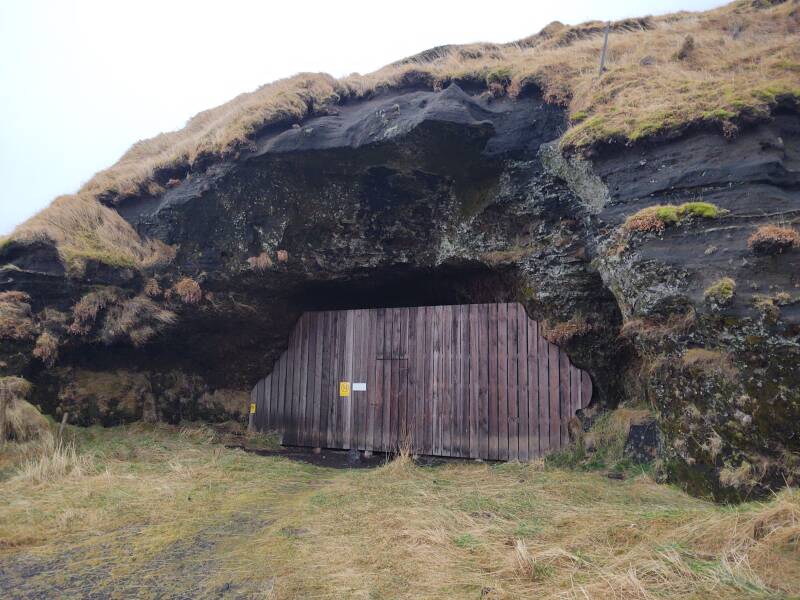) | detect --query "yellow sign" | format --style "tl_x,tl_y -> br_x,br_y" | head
249,402 -> 256,414
339,381 -> 350,397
